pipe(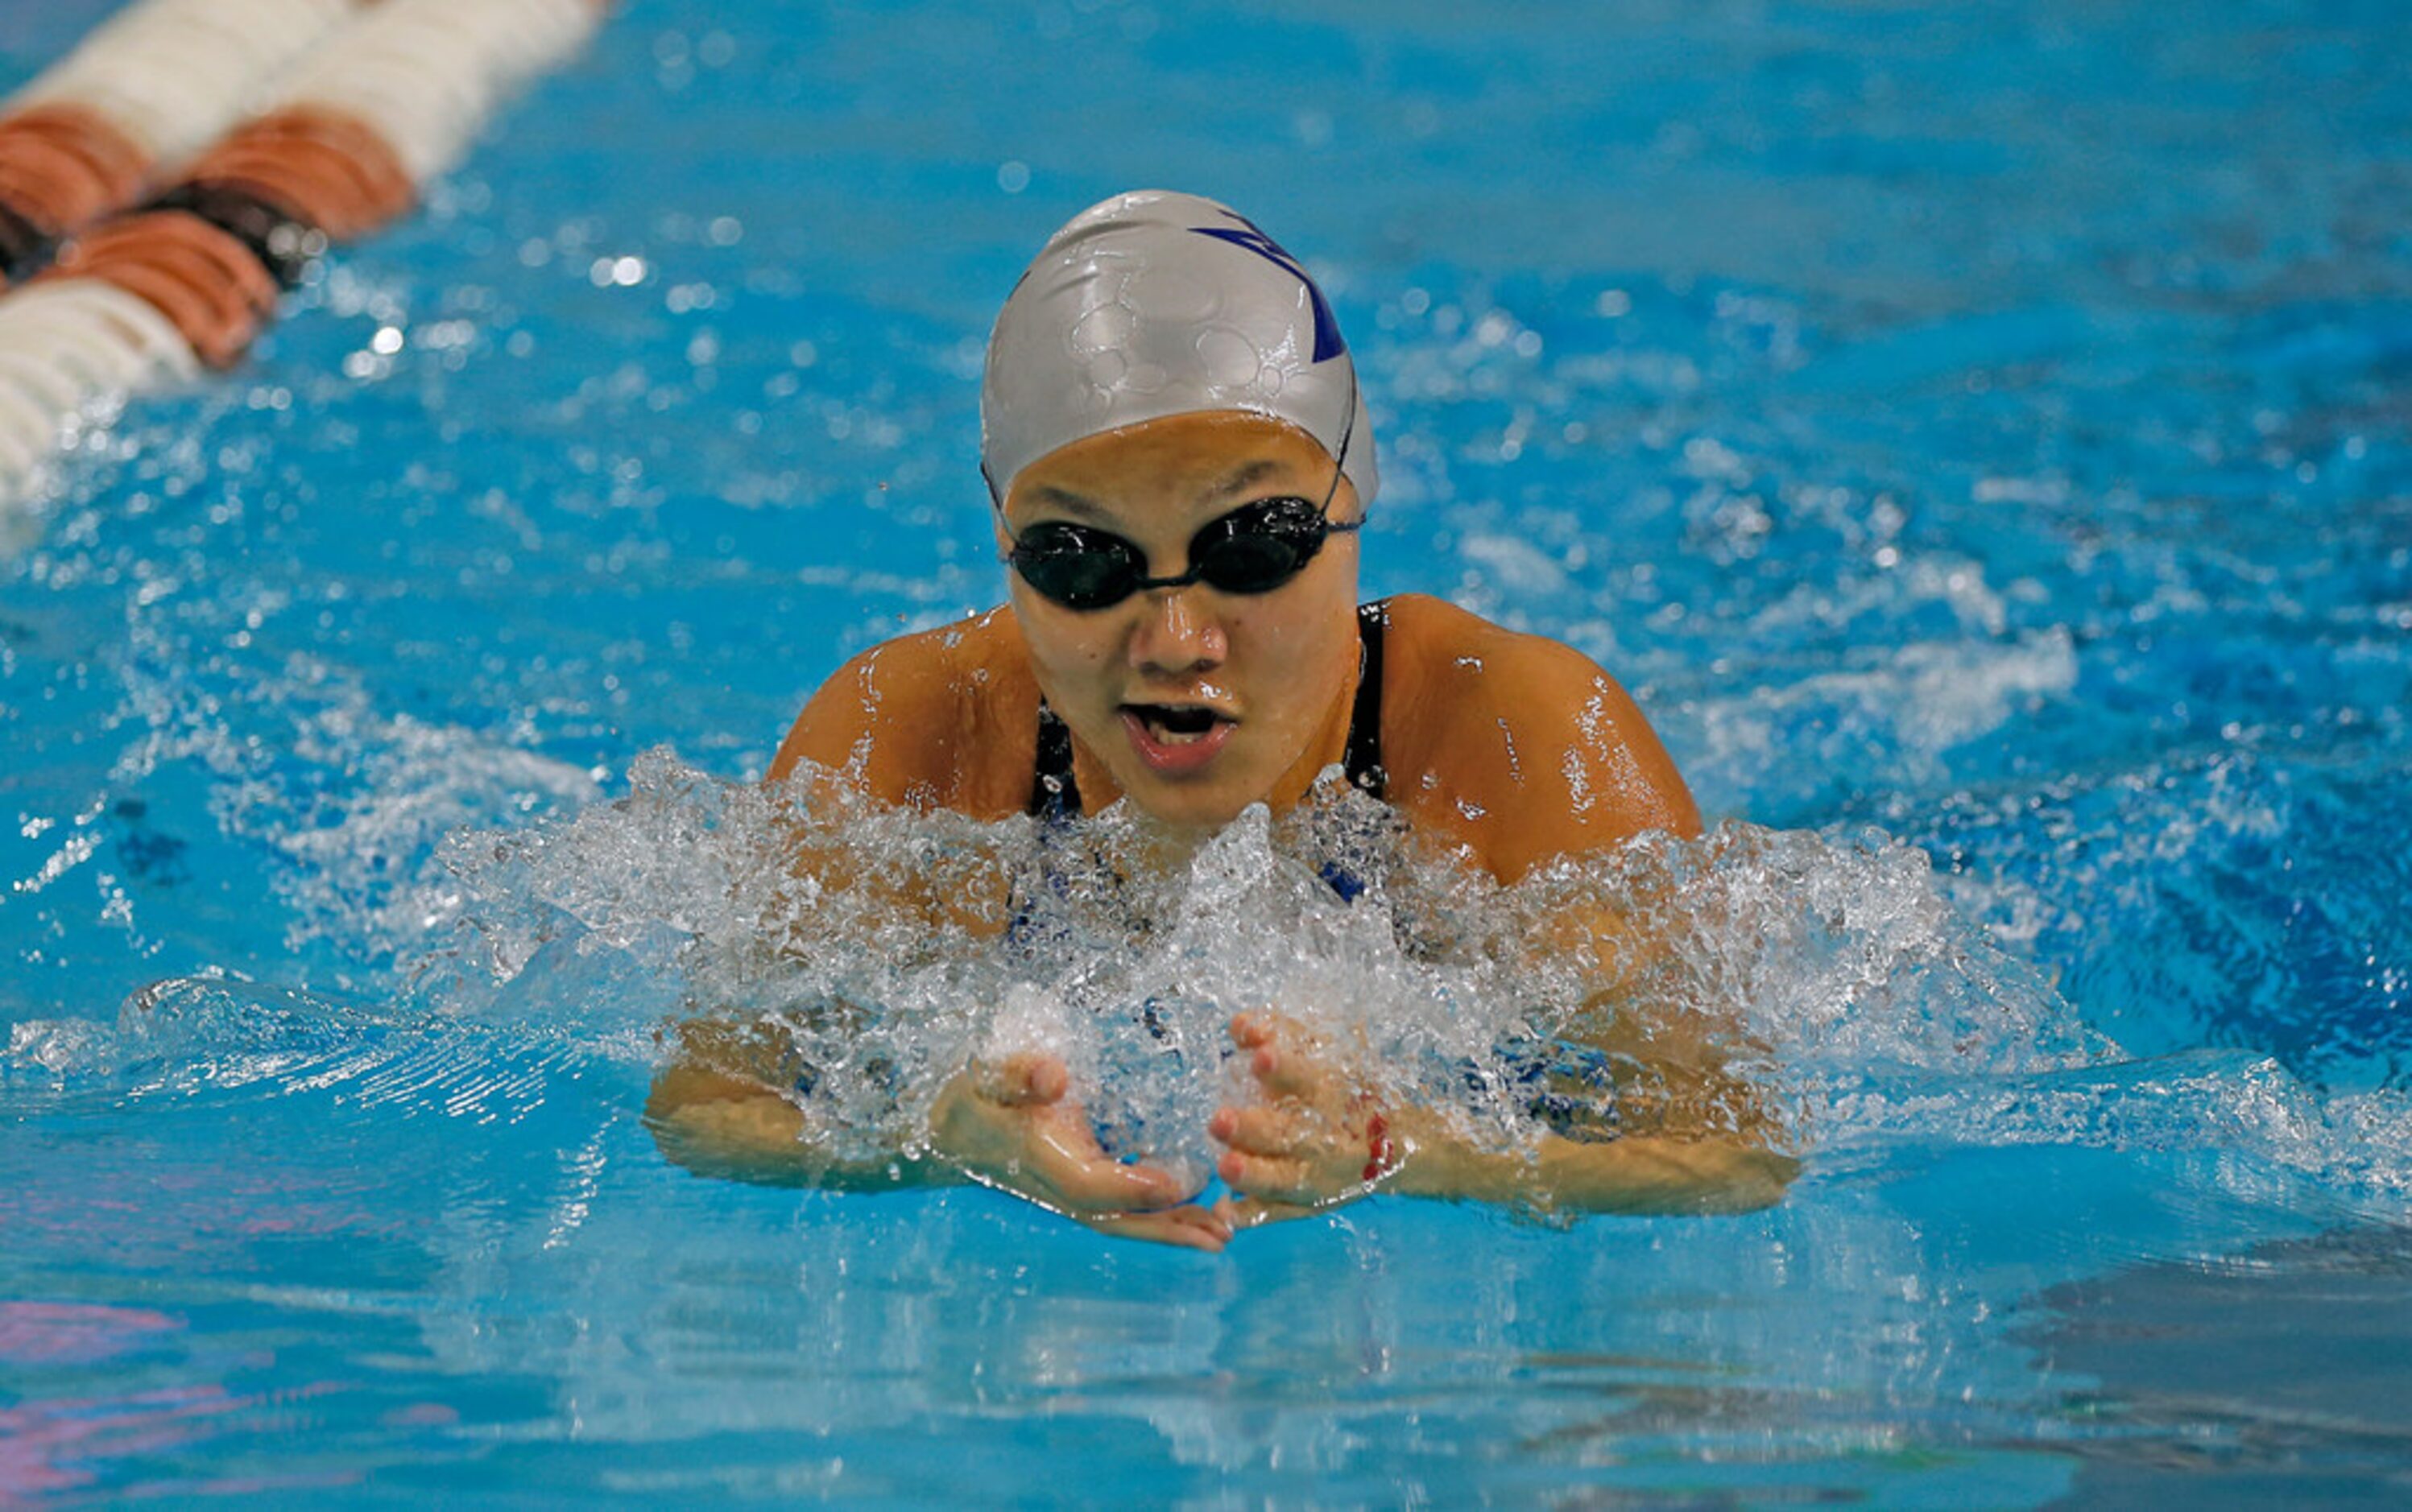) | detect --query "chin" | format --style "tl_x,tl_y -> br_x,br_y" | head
1125,778 -> 1261,832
